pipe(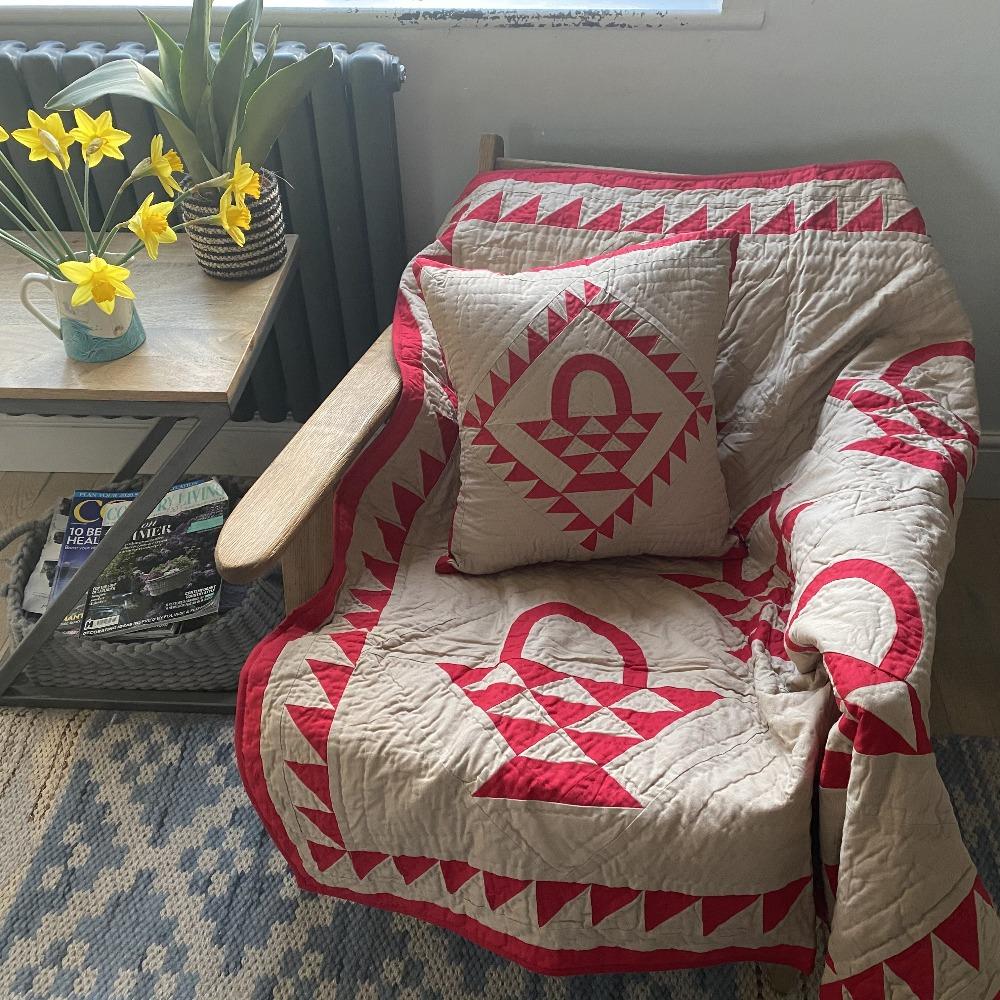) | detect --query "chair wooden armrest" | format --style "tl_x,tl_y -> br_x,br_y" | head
216,327 -> 401,607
